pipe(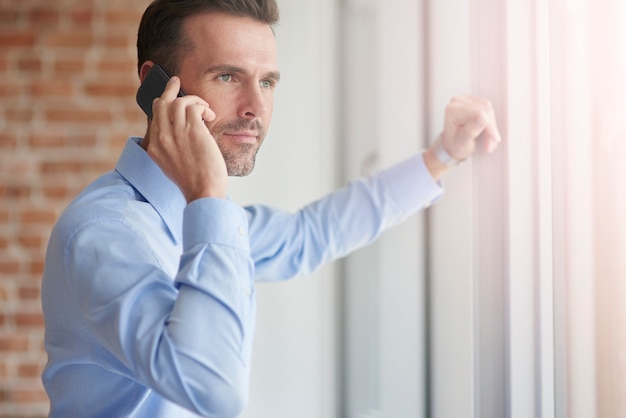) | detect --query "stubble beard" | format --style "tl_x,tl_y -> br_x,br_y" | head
220,142 -> 261,176
212,119 -> 265,177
